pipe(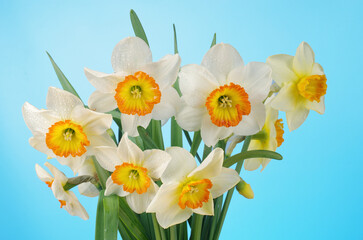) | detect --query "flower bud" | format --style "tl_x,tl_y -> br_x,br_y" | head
236,178 -> 254,199
225,135 -> 244,157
